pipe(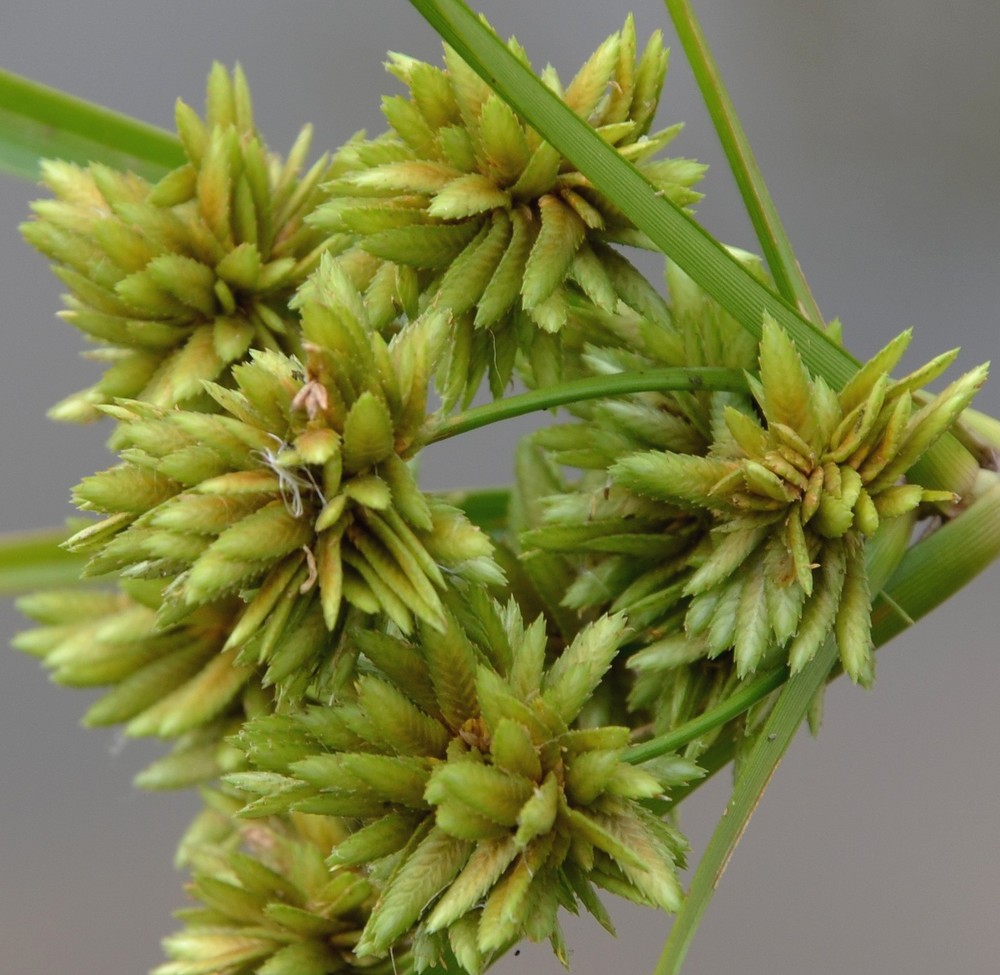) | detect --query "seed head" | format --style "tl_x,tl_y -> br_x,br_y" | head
613,318 -> 988,683
159,791 -> 381,975
14,581 -> 260,789
230,593 -> 694,971
313,16 -> 702,403
67,262 -> 503,696
22,63 -> 335,420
